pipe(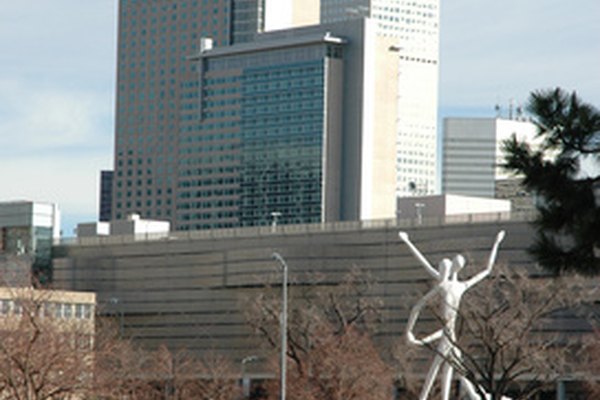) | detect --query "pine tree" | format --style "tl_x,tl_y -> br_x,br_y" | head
503,88 -> 600,275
